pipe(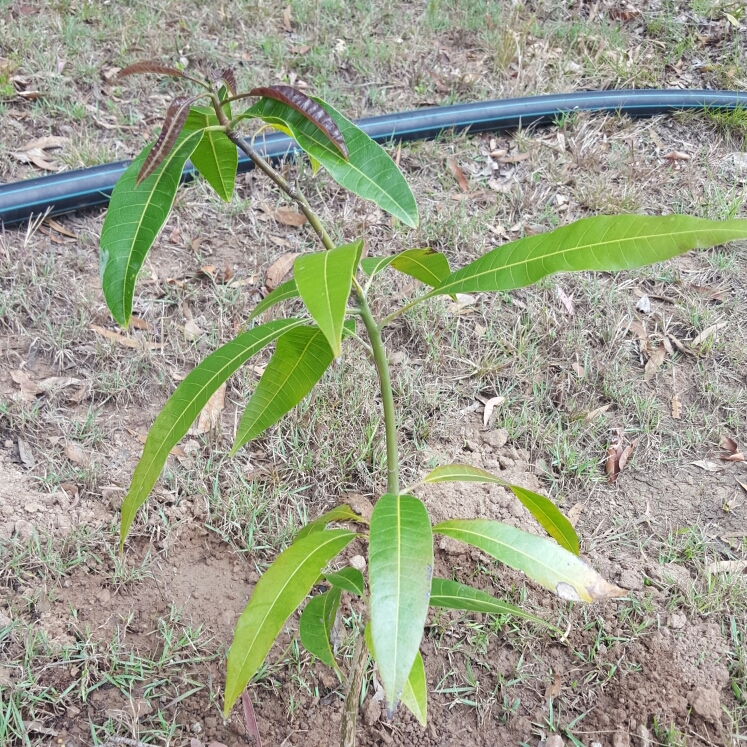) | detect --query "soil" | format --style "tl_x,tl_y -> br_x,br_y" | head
2,410 -> 744,747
